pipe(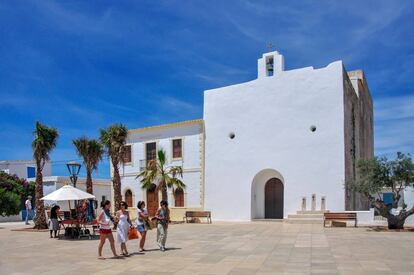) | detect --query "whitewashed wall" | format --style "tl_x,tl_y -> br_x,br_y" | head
0,160 -> 51,179
204,54 -> 347,221
39,177 -> 111,211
